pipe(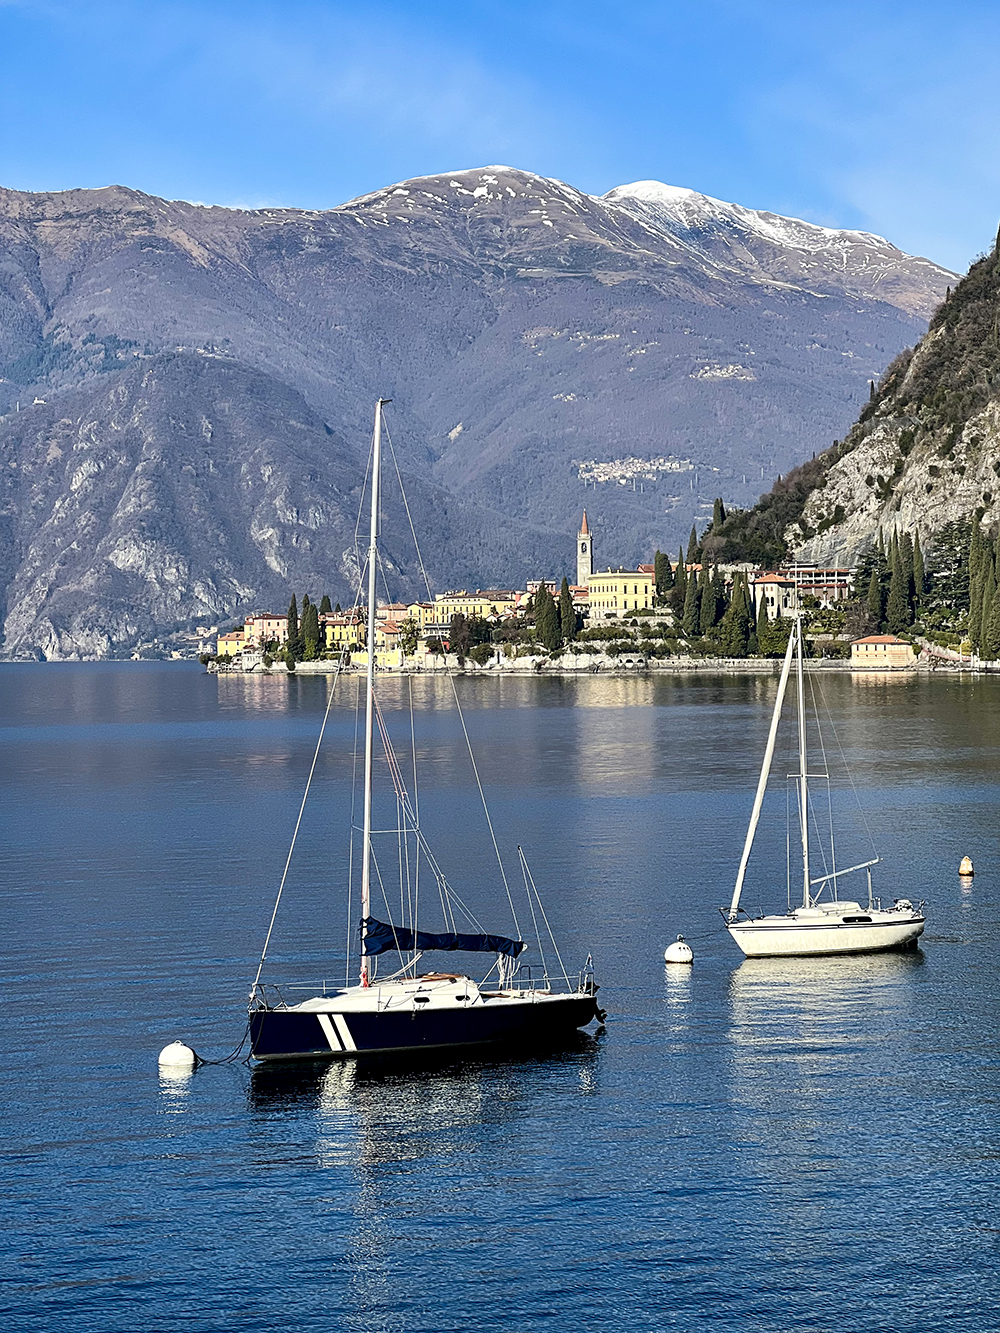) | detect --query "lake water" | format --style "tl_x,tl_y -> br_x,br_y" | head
1,663 -> 997,1332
